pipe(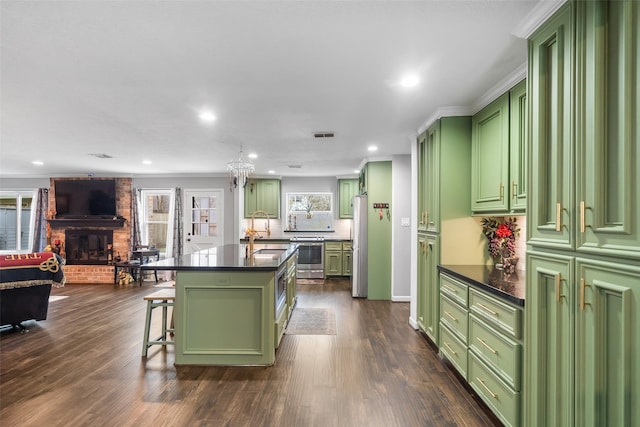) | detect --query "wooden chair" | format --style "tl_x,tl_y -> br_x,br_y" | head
141,288 -> 175,357
132,245 -> 159,285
